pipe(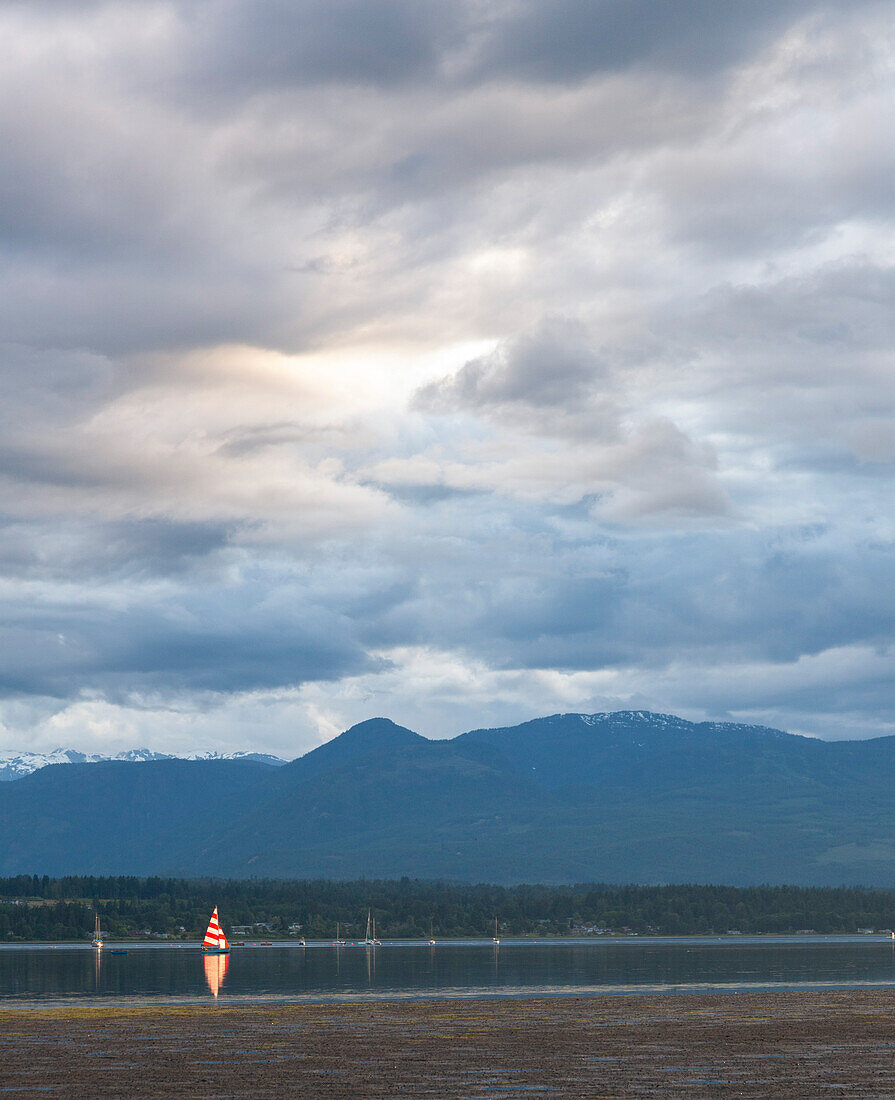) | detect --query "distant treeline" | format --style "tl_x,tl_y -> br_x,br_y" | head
1,876 -> 894,941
